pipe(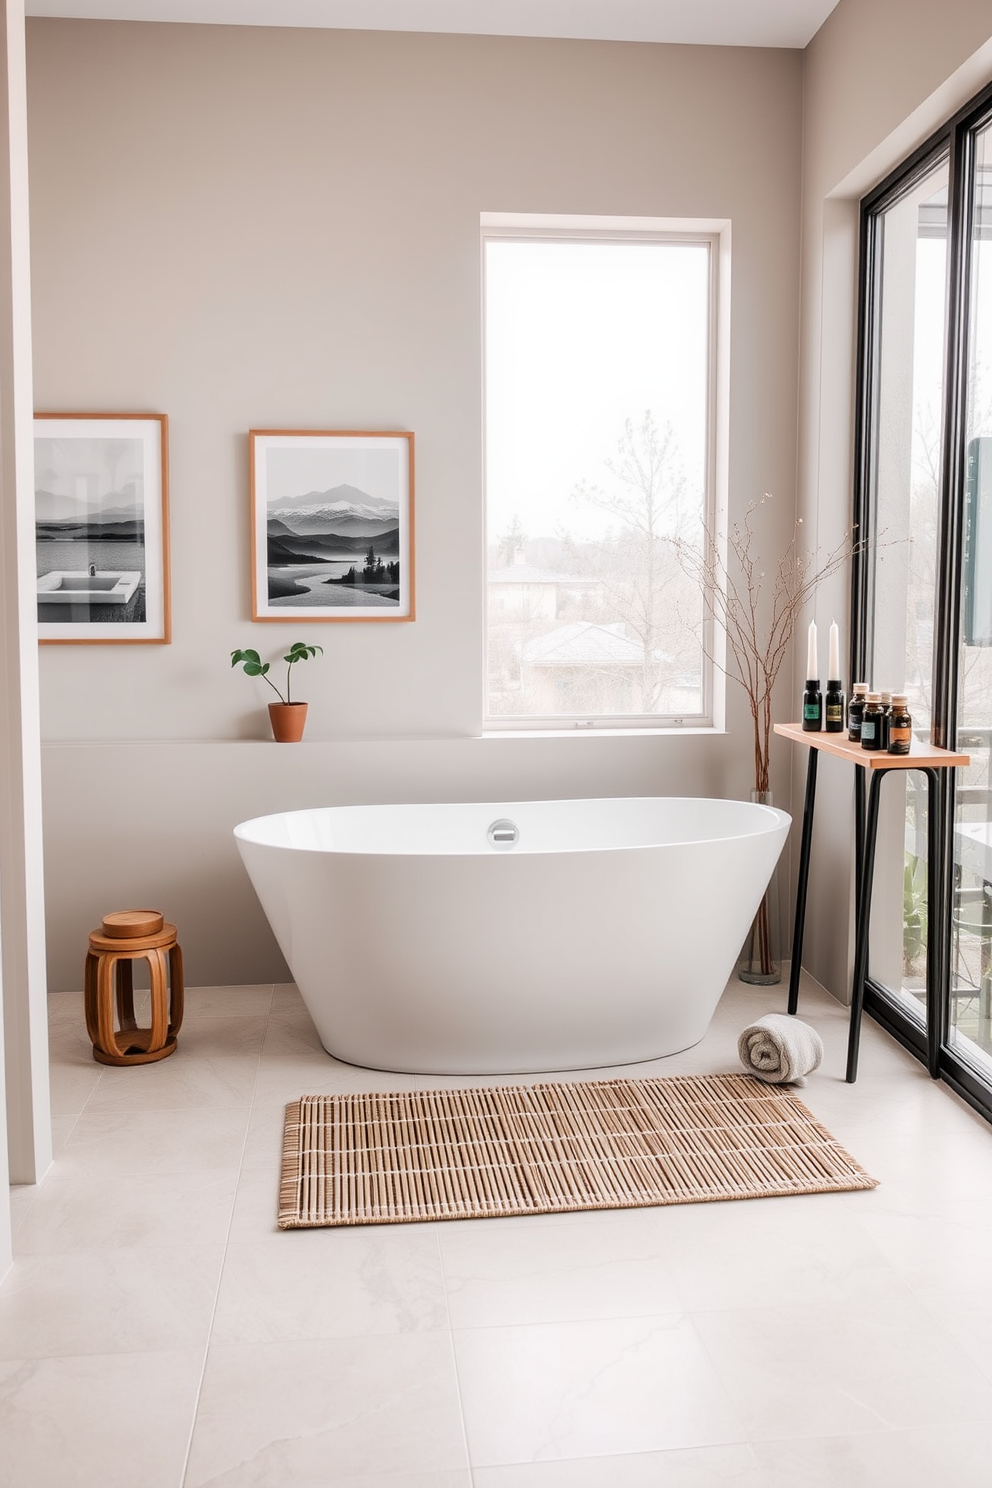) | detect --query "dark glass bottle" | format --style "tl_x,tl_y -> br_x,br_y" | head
802,678 -> 823,731
879,691 -> 892,752
888,694 -> 912,755
848,682 -> 867,742
825,680 -> 845,733
861,692 -> 883,750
